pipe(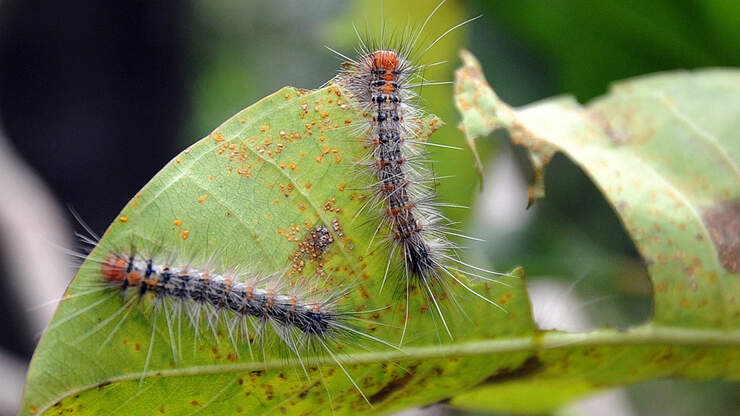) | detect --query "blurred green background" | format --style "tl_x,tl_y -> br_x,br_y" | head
0,0 -> 737,415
